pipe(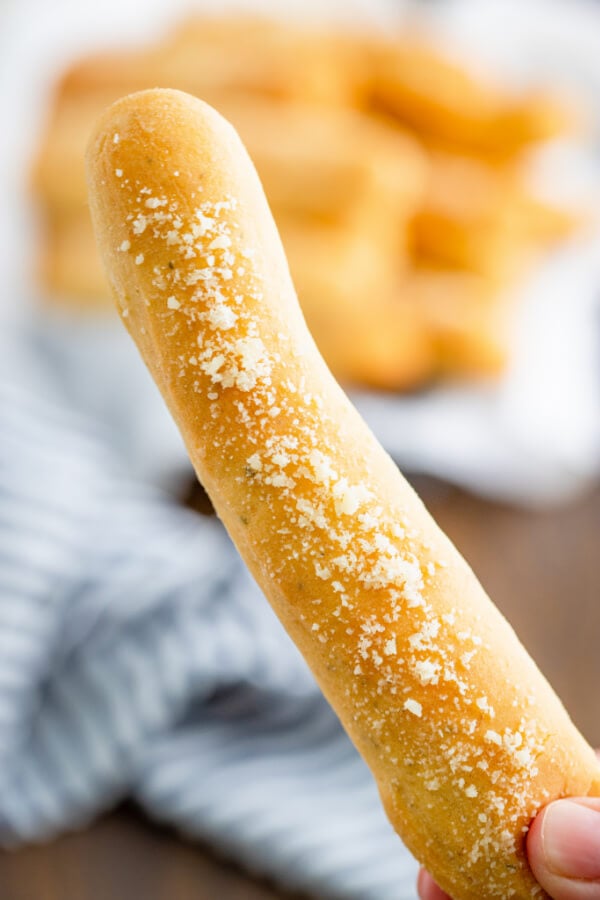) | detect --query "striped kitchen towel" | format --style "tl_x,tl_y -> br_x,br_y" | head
0,357 -> 418,899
